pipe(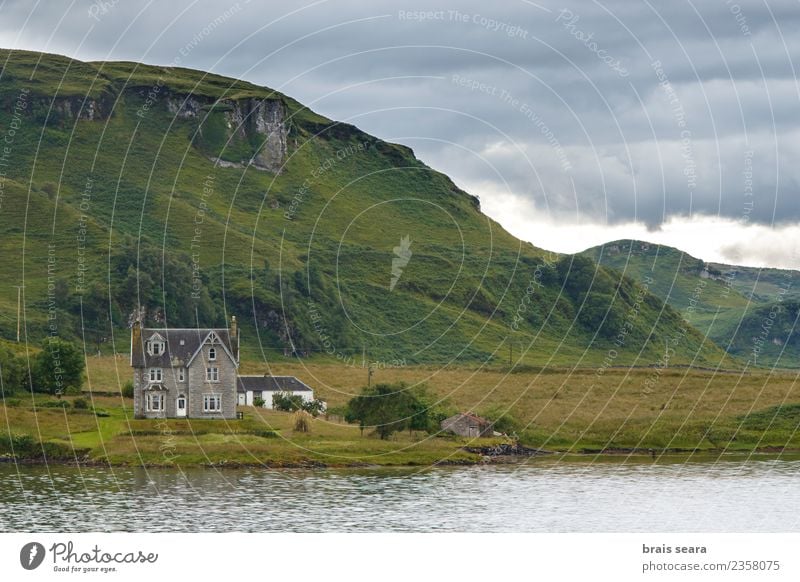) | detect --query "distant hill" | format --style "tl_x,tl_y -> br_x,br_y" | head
0,49 -> 729,369
583,240 -> 800,368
